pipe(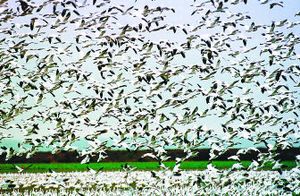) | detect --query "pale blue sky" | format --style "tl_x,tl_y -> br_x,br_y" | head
0,0 -> 299,152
